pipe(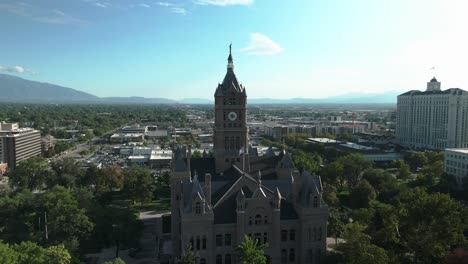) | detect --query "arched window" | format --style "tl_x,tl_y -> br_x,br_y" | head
263,232 -> 268,244
255,214 -> 262,225
313,227 -> 317,241
195,202 -> 201,214
225,254 -> 231,264
281,230 -> 288,241
216,254 -> 223,264
313,196 -> 318,208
